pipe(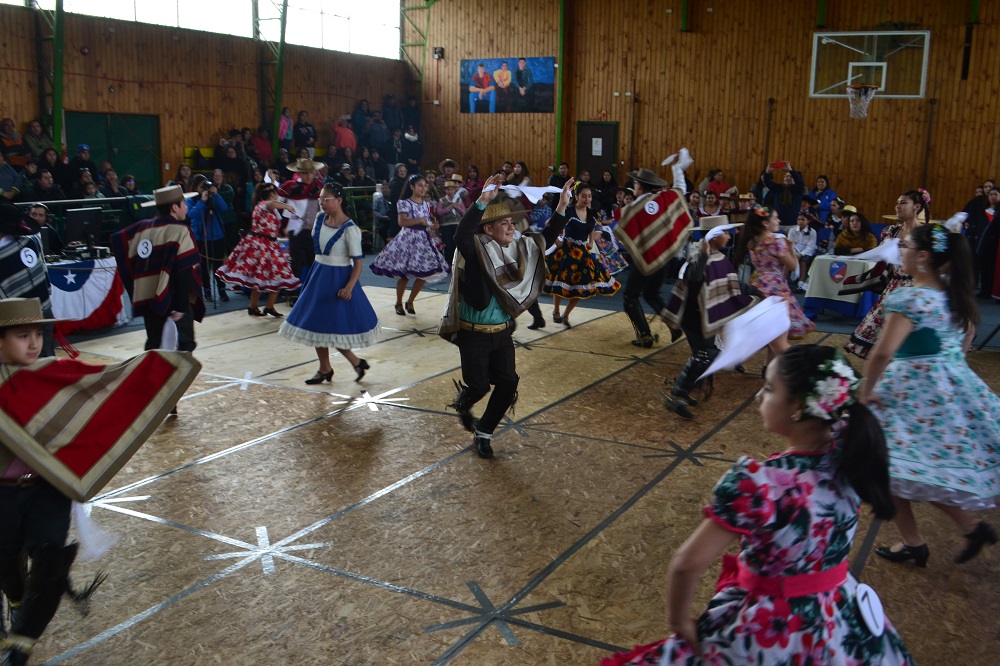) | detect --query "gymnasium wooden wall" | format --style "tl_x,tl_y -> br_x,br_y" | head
411,0 -> 1000,217
0,4 -> 406,186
